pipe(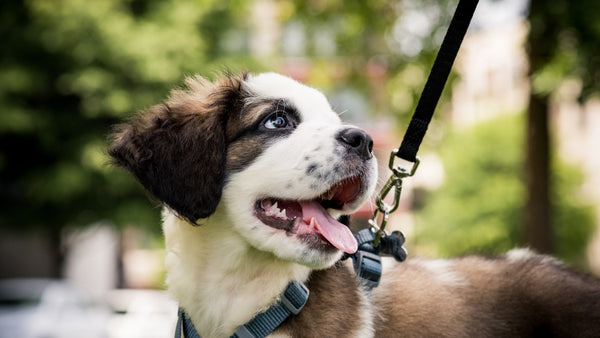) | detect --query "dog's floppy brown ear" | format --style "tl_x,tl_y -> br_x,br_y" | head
109,74 -> 247,223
